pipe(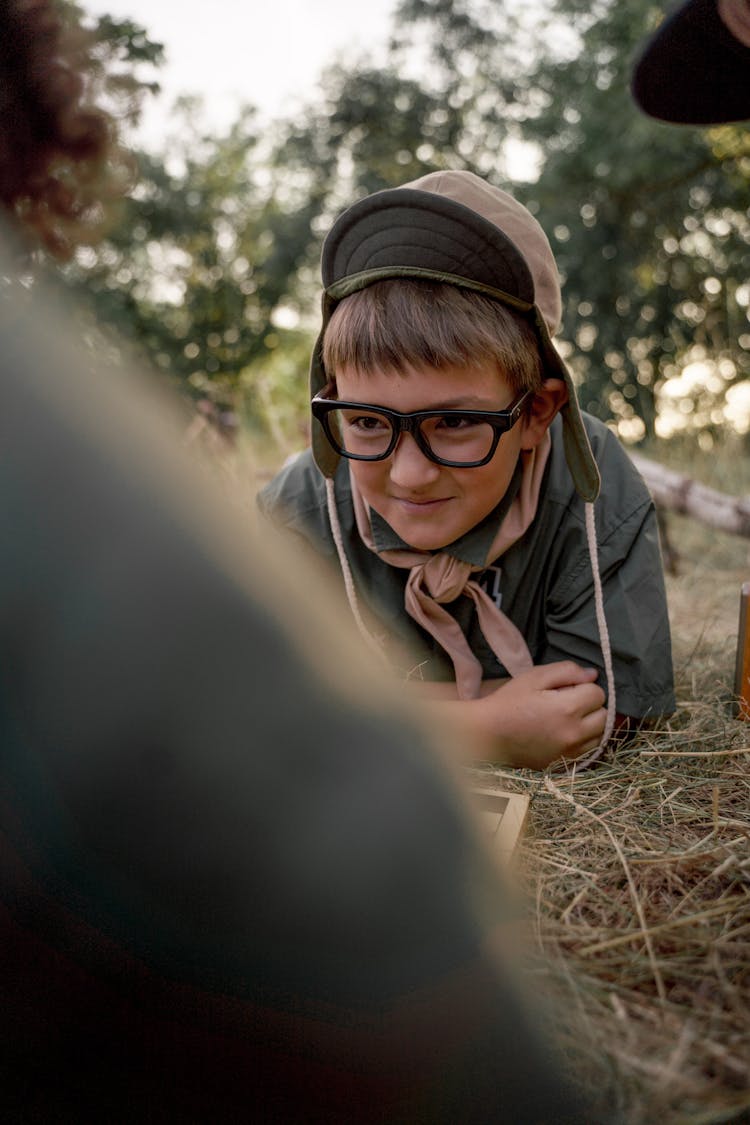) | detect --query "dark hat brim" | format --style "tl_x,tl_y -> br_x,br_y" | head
631,0 -> 750,124
321,188 -> 535,302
